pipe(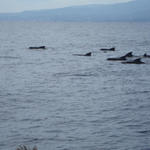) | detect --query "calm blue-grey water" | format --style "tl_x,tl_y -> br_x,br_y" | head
0,21 -> 150,150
